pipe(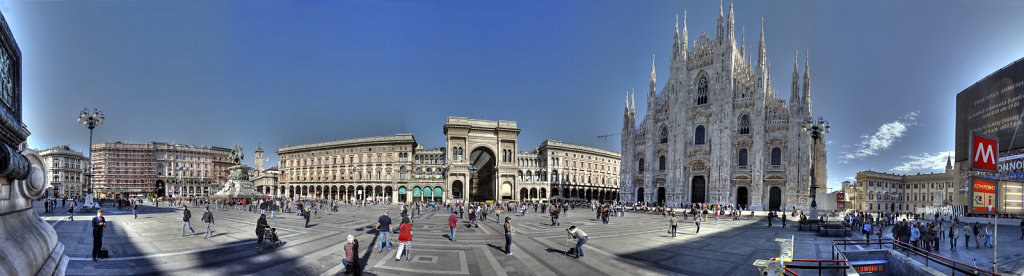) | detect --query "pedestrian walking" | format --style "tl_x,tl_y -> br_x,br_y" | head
132,203 -> 138,219
448,210 -> 458,242
303,209 -> 311,228
182,206 -> 195,237
696,217 -> 701,234
566,225 -> 587,258
767,212 -> 773,227
202,207 -> 215,238
504,217 -> 515,255
396,217 -> 413,261
91,209 -> 106,262
342,235 -> 360,274
781,213 -> 786,228
68,201 -> 75,221
376,210 -> 393,252
670,214 -> 678,238
550,208 -> 560,226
